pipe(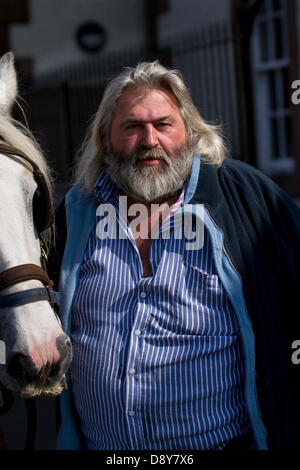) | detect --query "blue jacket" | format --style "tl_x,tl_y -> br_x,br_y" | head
56,156 -> 300,450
